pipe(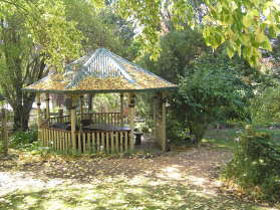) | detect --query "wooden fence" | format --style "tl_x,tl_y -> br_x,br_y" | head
49,112 -> 127,126
40,126 -> 131,153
